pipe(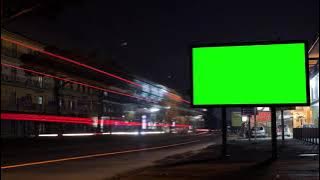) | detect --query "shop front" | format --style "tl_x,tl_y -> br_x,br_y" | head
290,37 -> 319,128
